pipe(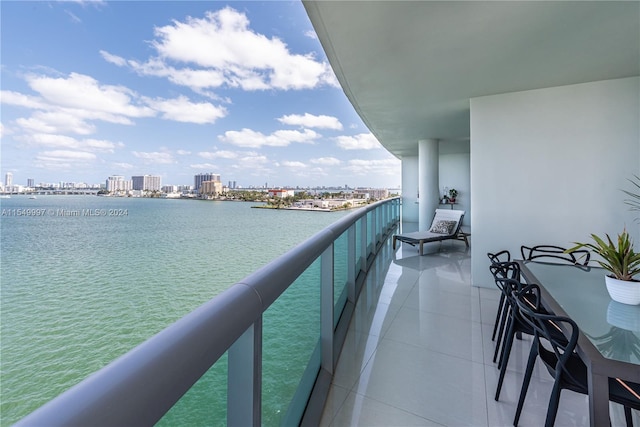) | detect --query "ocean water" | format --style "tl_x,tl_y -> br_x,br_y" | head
0,195 -> 351,426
